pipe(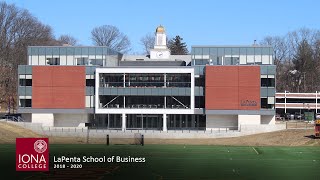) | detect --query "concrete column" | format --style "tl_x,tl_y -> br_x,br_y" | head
124,96 -> 126,108
122,113 -> 126,131
191,115 -> 195,128
316,91 -> 318,114
163,114 -> 167,131
32,113 -> 54,127
284,91 -> 287,113
123,73 -> 126,87
107,114 -> 110,129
